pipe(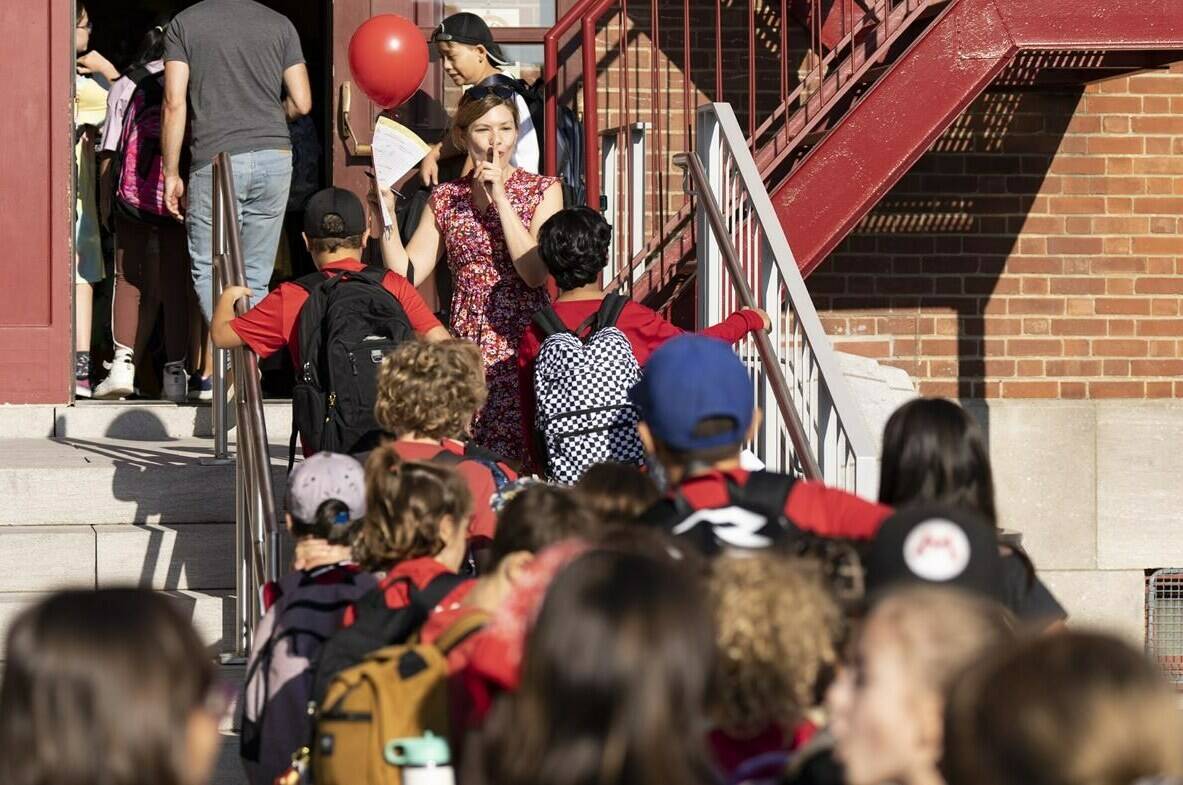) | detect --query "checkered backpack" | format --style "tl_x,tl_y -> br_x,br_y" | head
532,294 -> 645,484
